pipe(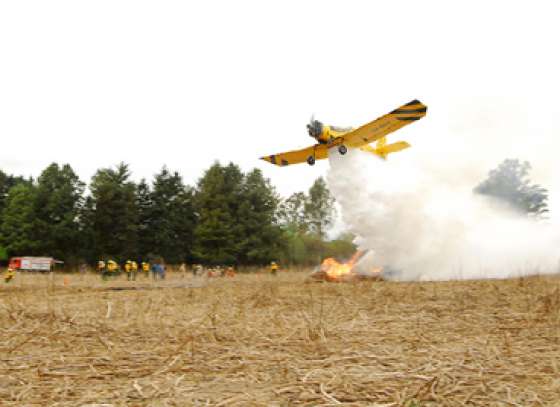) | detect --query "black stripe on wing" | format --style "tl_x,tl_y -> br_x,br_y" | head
391,107 -> 427,114
395,117 -> 421,121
